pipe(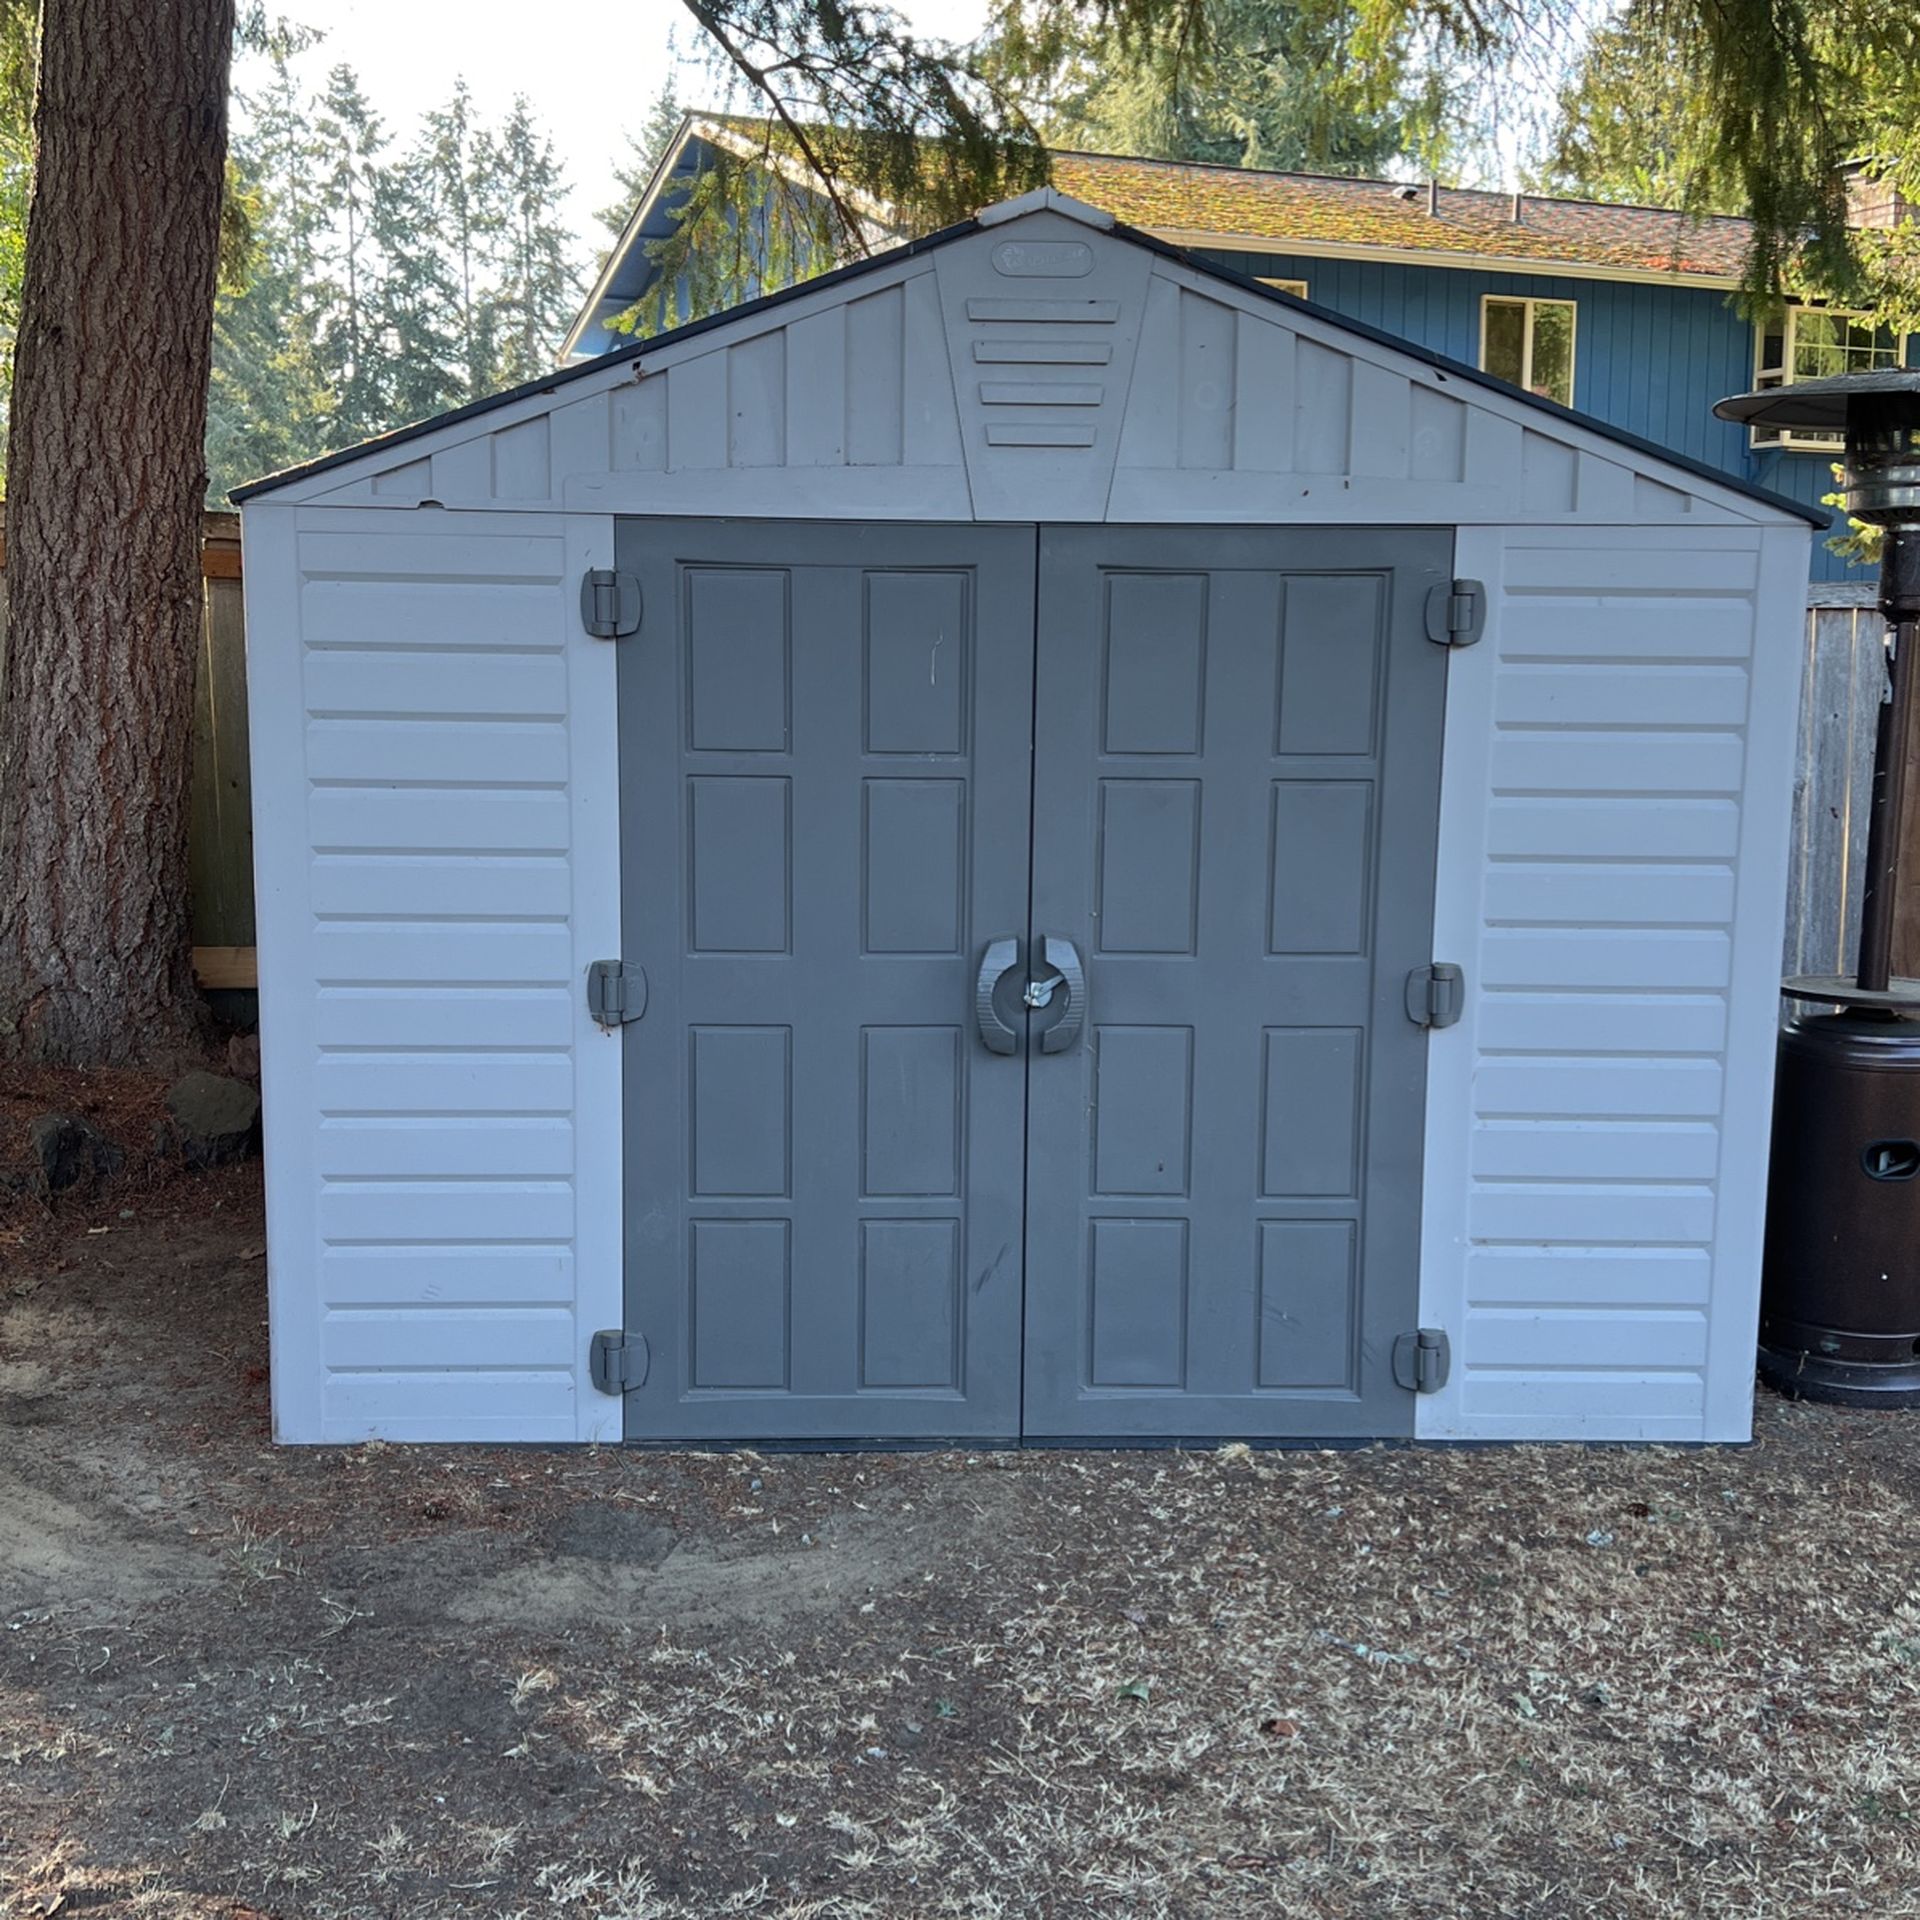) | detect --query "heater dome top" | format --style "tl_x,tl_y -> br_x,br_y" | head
1714,367 -> 1920,432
